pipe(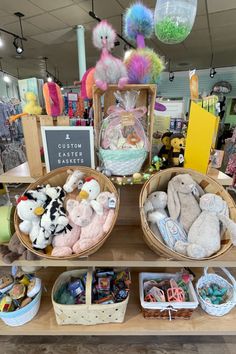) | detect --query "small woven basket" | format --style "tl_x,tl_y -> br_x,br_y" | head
0,290 -> 42,327
15,166 -> 119,260
196,267 -> 236,316
52,269 -> 130,325
139,167 -> 236,261
99,148 -> 147,176
139,272 -> 198,320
